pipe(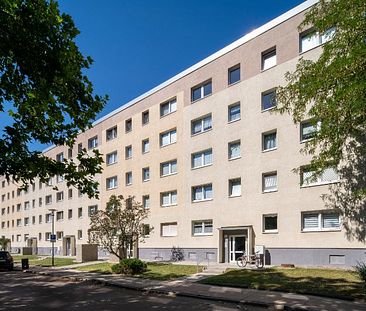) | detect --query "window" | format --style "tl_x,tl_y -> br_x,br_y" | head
78,143 -> 83,153
125,118 -> 132,132
228,140 -> 241,160
24,217 -> 29,226
191,80 -> 212,102
68,148 -> 73,158
191,114 -> 212,135
300,120 -> 319,142
263,172 -> 278,192
192,149 -> 212,169
45,195 -> 52,205
24,201 -> 30,210
160,129 -> 177,147
17,203 -> 21,211
161,222 -> 177,237
263,214 -> 278,233
160,98 -> 177,117
262,89 -> 276,111
161,160 -> 177,177
56,191 -> 64,202
125,145 -> 132,159
56,152 -> 64,162
262,48 -> 276,70
142,138 -> 150,153
88,205 -> 98,217
32,199 -> 35,208
192,184 -> 212,202
142,224 -> 150,237
78,207 -> 83,218
45,232 -> 51,241
16,219 -> 21,227
106,151 -> 118,165
56,231 -> 63,240
228,103 -> 240,122
16,234 -> 21,242
301,167 -> 338,187
106,176 -> 118,190
262,131 -> 277,151
56,174 -> 64,183
78,230 -> 83,240
142,167 -> 150,182
88,136 -> 98,149
68,209 -> 73,219
192,220 -> 213,236
46,178 -> 52,186
126,172 -> 132,186
229,178 -> 241,197
68,189 -> 73,199
142,195 -> 150,209
228,64 -> 240,85
45,213 -> 52,223
142,110 -> 149,125
32,216 -> 36,225
56,211 -> 64,221
161,191 -> 177,207
106,126 -> 117,141
302,211 -> 340,231
300,27 -> 336,53
39,215 -> 42,224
